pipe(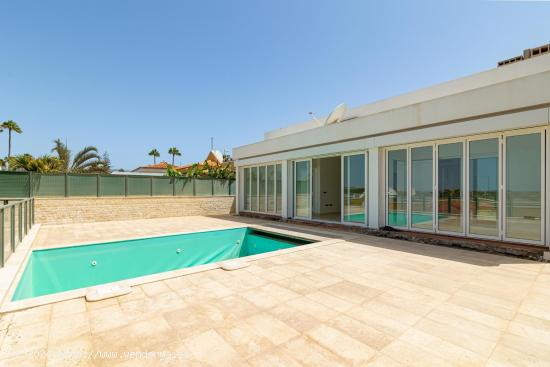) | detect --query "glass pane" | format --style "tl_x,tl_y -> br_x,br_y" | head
387,150 -> 407,226
267,165 -> 275,212
250,167 -> 258,211
506,133 -> 541,241
312,156 -> 341,221
469,139 -> 499,237
259,166 -> 266,212
438,143 -> 463,233
276,164 -> 282,215
411,146 -> 433,230
244,168 -> 250,210
295,161 -> 310,218
343,154 -> 366,223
